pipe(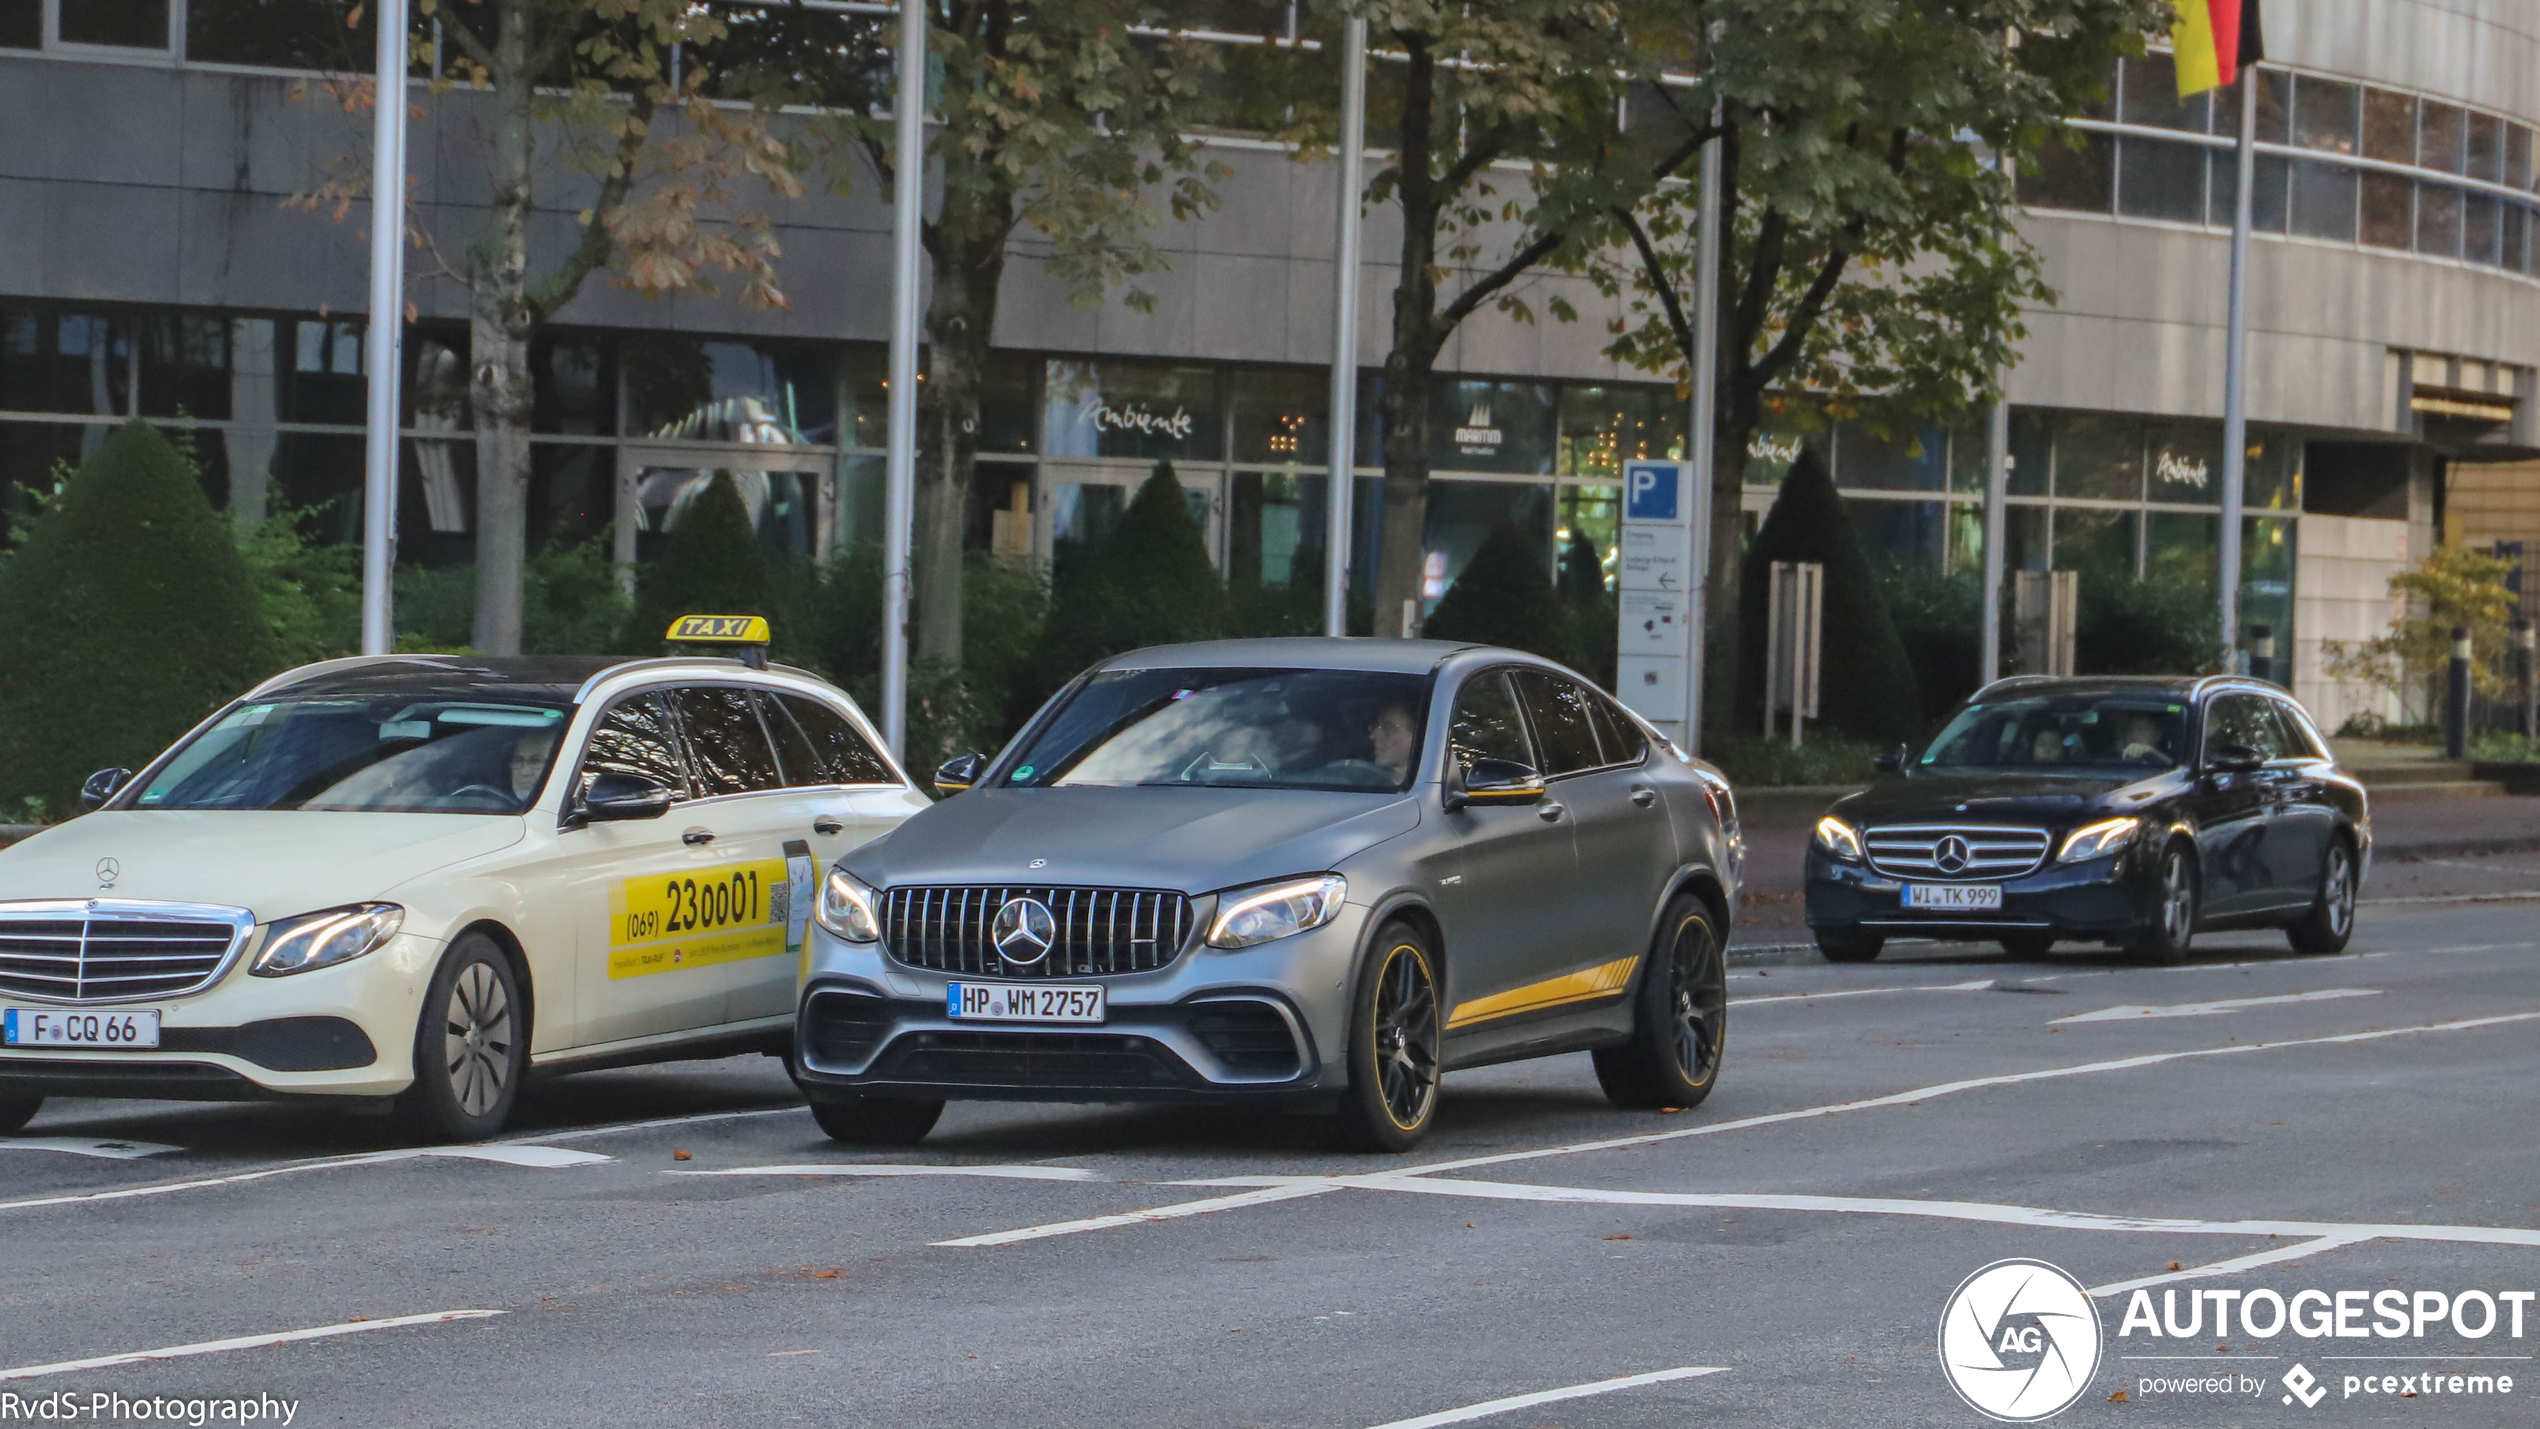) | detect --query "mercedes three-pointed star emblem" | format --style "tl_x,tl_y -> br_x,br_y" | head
1934,835 -> 1971,875
990,896 -> 1057,967
94,857 -> 120,890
